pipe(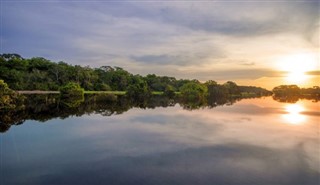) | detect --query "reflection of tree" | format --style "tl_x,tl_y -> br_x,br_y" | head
0,109 -> 26,132
179,99 -> 207,110
207,95 -> 239,108
272,85 -> 320,103
273,95 -> 319,103
61,95 -> 84,108
0,94 -> 273,133
0,94 -> 175,133
272,95 -> 300,103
